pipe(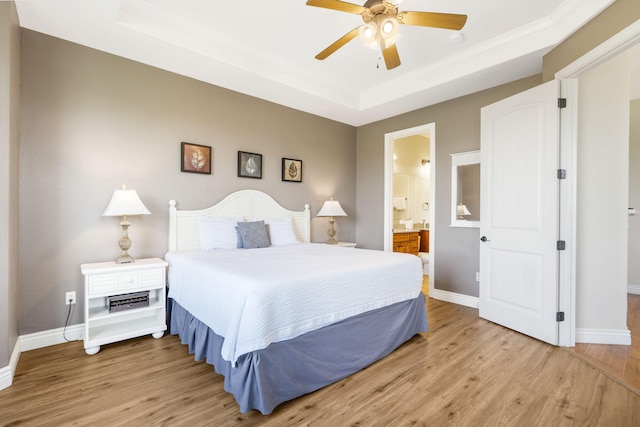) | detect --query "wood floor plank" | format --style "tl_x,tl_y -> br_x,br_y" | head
567,292 -> 640,394
625,355 -> 640,385
2,294 -> 639,426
